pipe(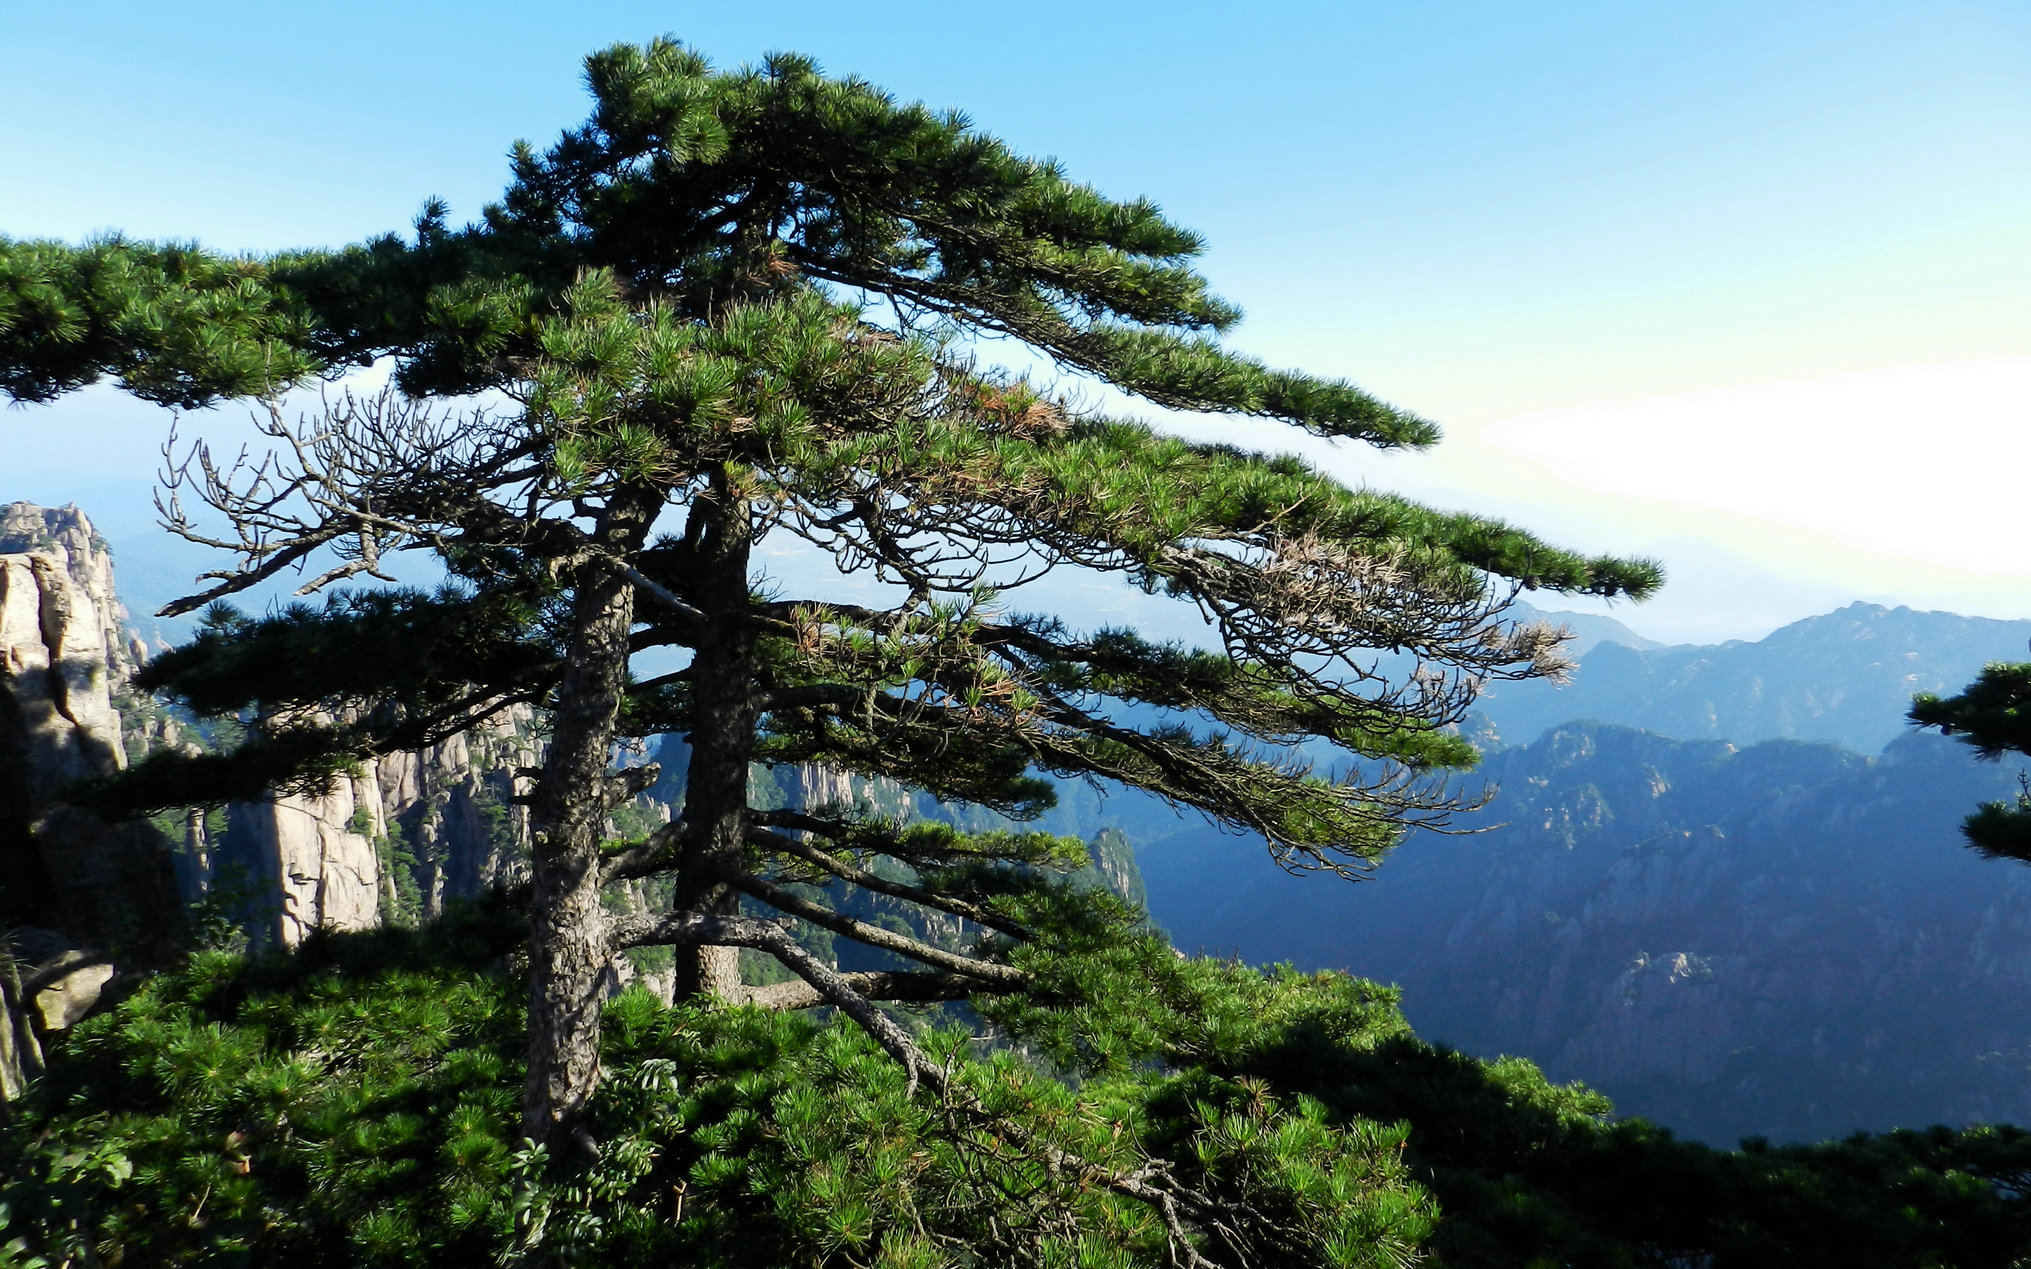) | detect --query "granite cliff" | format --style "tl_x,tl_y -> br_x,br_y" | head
215,712 -> 540,949
0,503 -> 182,948
0,501 -> 545,1076
0,504 -> 180,1097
